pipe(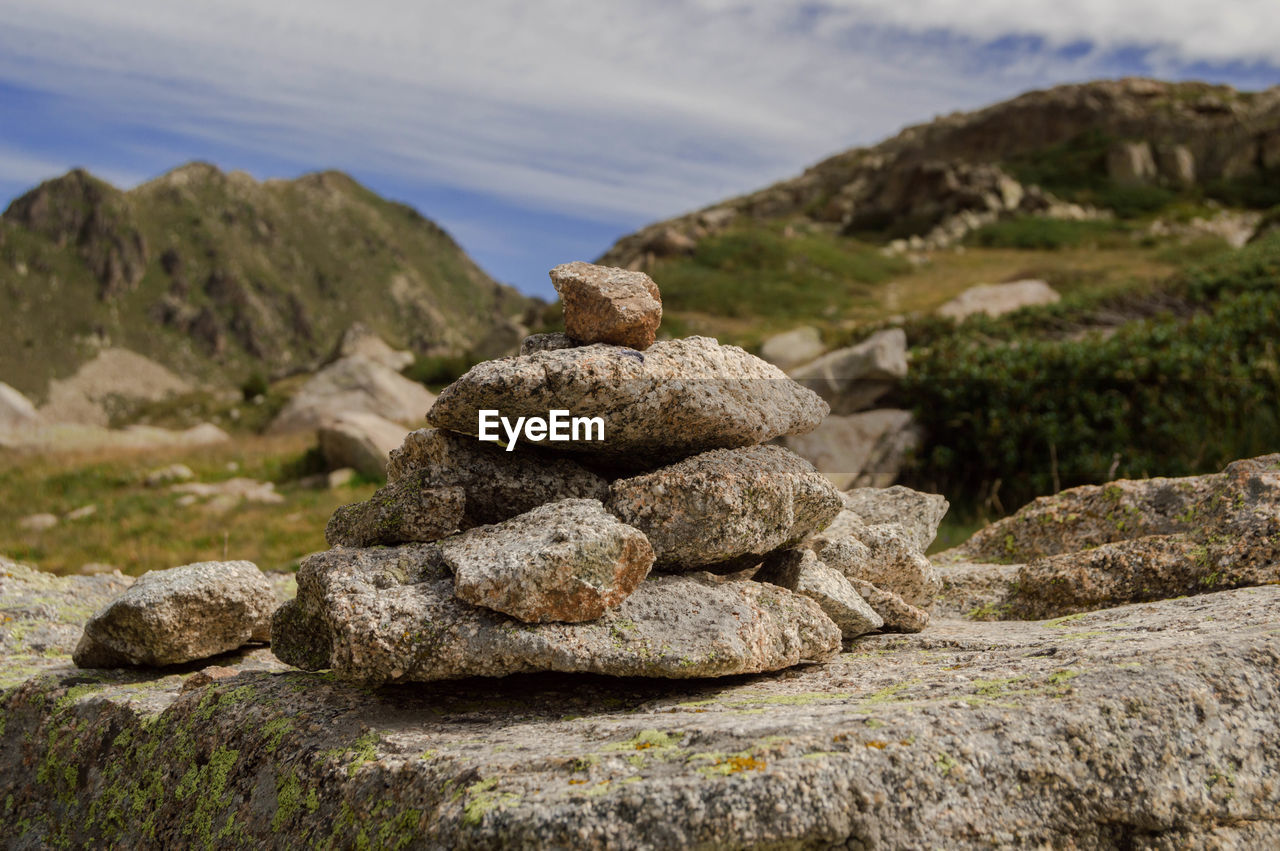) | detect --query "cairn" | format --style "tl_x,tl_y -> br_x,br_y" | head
272,262 -> 946,685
